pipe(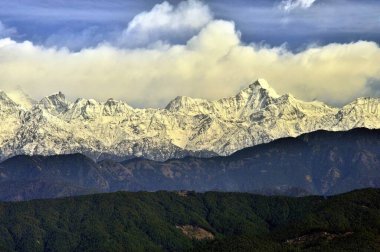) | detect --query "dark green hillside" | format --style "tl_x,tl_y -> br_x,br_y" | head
0,189 -> 379,251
